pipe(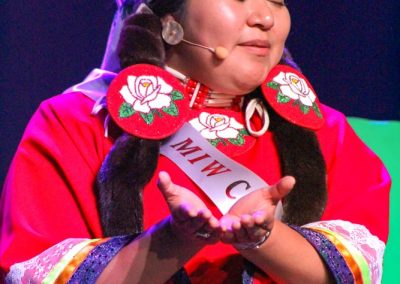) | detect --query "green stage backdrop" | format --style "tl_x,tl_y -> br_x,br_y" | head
348,118 -> 400,283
